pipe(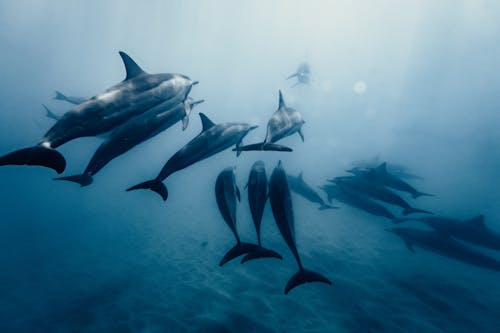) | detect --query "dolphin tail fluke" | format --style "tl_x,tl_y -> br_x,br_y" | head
233,142 -> 293,153
318,203 -> 339,210
219,242 -> 257,266
53,90 -> 67,101
126,179 -> 168,201
0,146 -> 66,174
402,207 -> 433,216
240,246 -> 283,263
53,173 -> 93,187
413,191 -> 434,199
284,268 -> 332,295
42,104 -> 60,121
